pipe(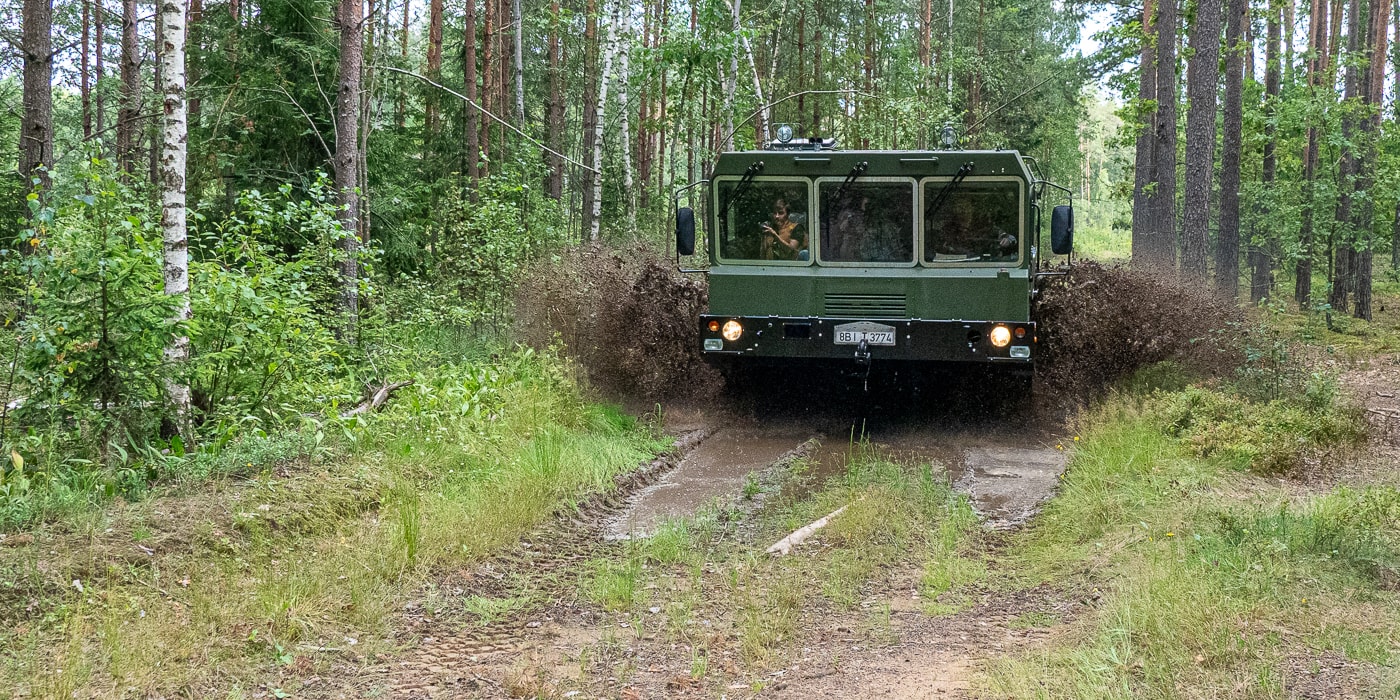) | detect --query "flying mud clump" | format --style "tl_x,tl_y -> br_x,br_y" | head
513,244 -> 720,402
1034,261 -> 1244,401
